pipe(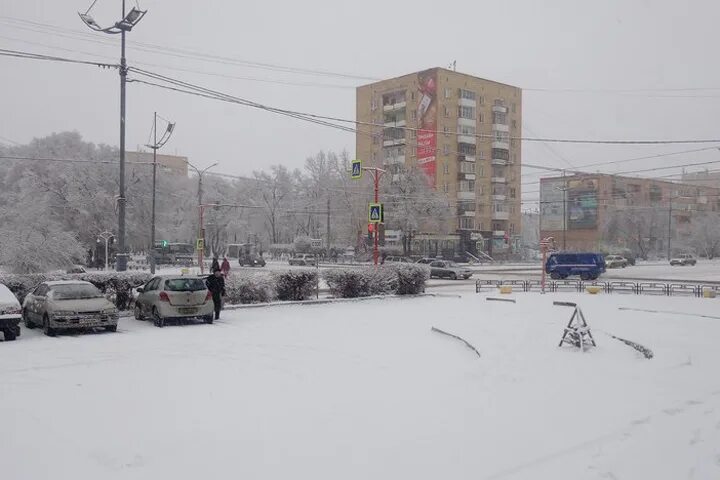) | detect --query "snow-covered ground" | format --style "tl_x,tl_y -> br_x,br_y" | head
1,291 -> 720,479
